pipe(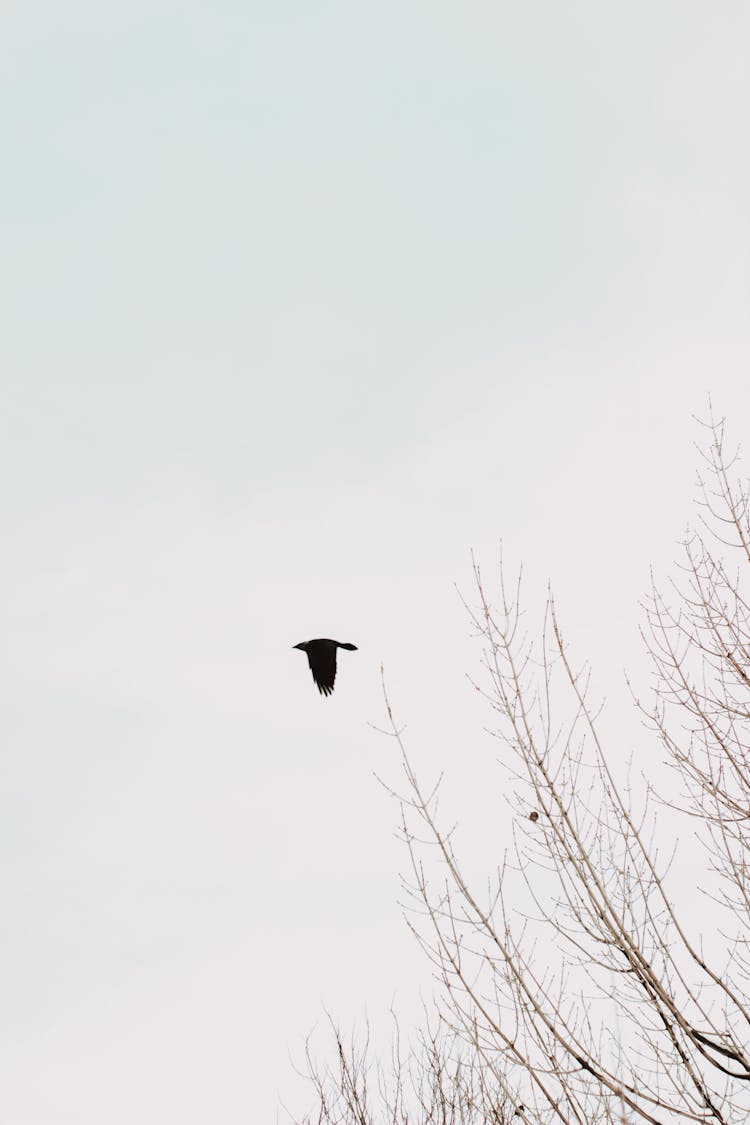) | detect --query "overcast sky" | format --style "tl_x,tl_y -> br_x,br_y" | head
2,3 -> 749,1121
